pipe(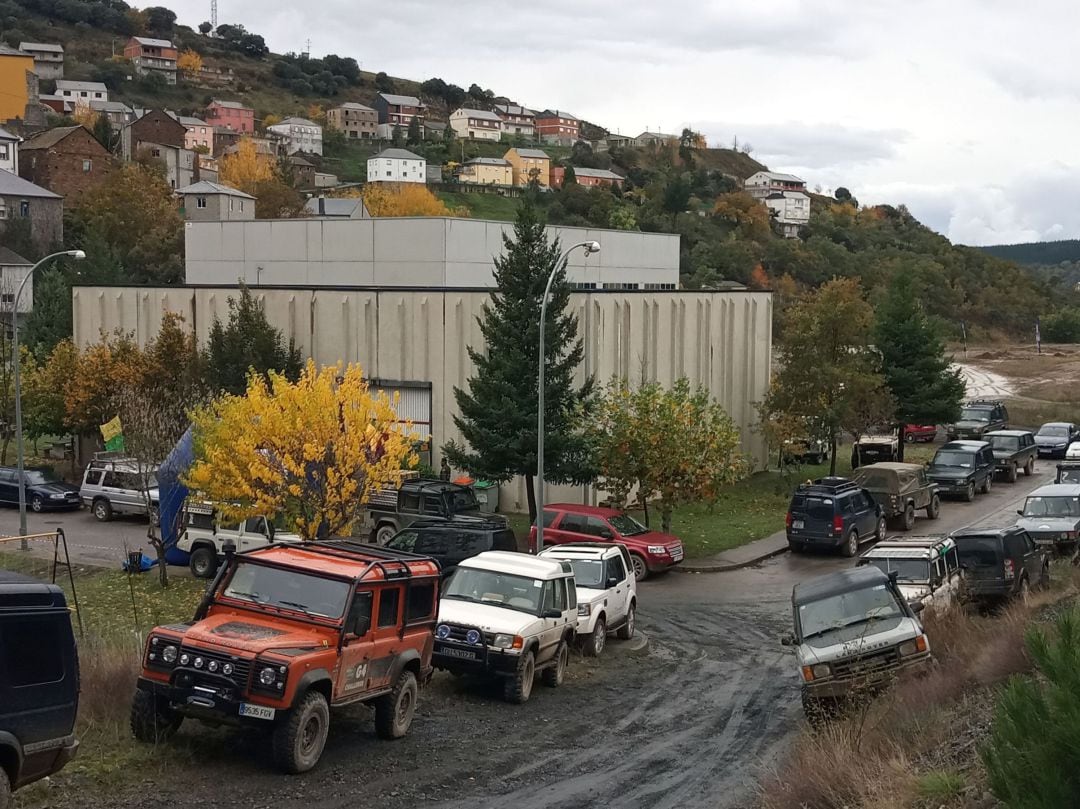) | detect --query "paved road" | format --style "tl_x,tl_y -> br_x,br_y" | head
0,505 -> 157,569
